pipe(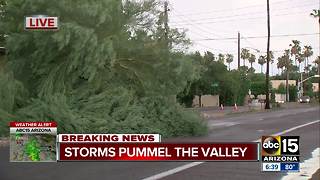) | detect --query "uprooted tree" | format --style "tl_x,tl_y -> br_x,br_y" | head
0,0 -> 207,137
